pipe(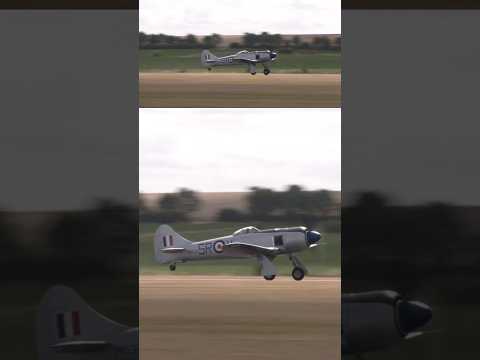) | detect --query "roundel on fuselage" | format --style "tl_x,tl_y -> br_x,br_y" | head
214,240 -> 225,253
